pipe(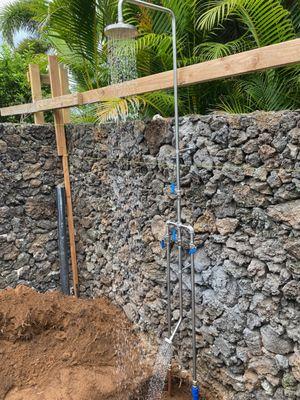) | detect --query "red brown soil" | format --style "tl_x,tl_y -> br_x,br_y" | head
0,286 -> 150,400
0,286 -> 194,400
